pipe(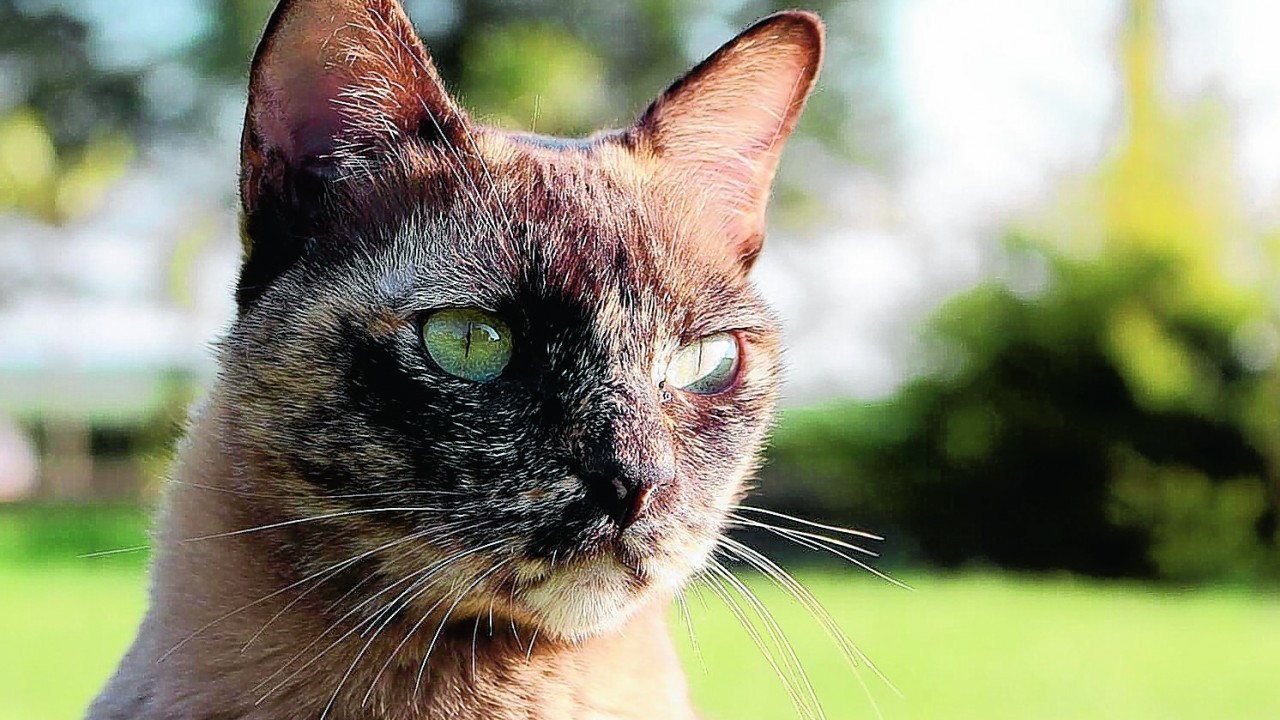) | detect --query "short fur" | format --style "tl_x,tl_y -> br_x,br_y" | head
89,2 -> 822,718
